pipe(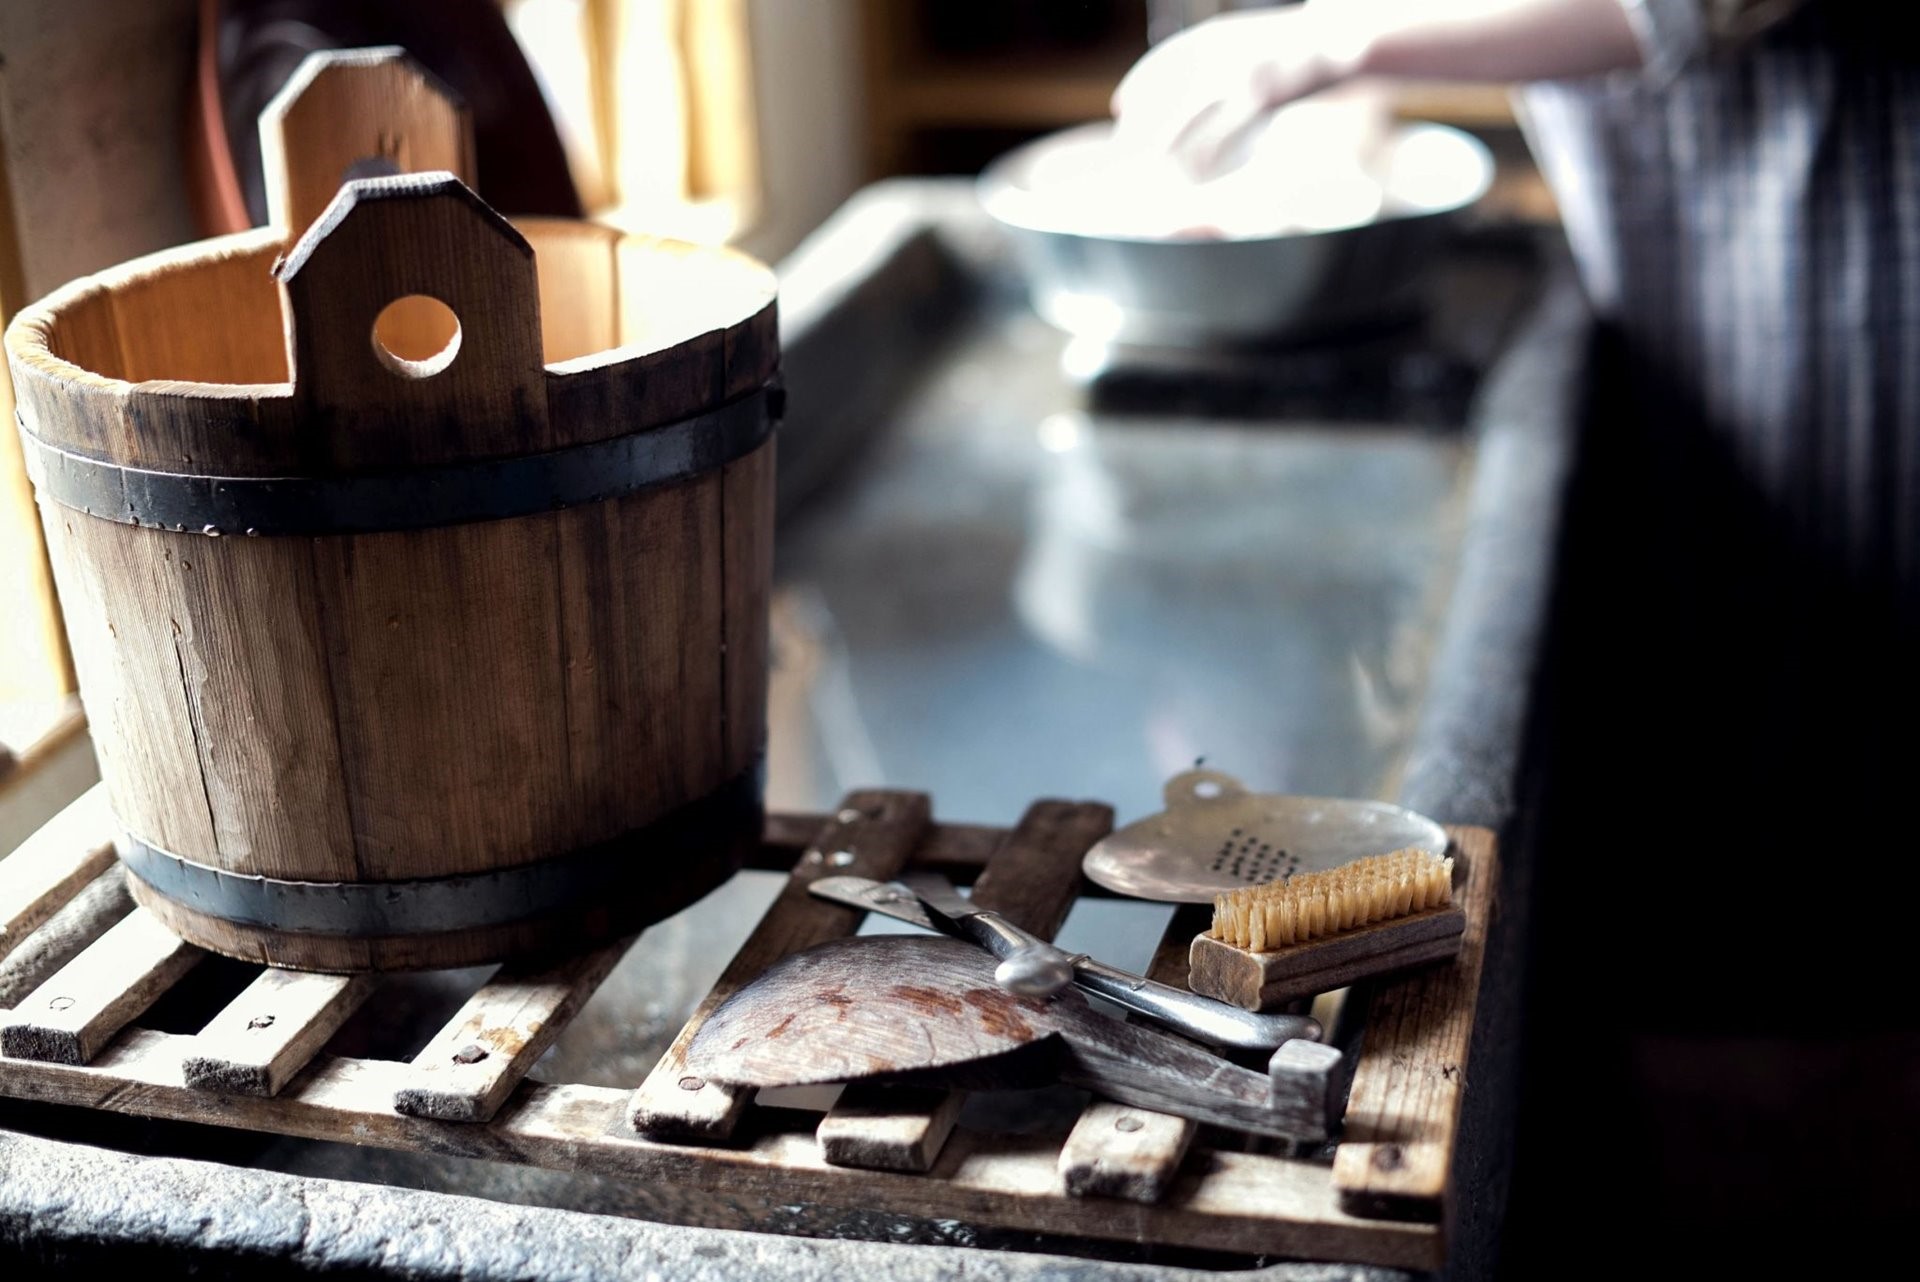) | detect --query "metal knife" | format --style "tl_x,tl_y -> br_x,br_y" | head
896,871 -> 1080,998
808,874 -> 1321,1052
